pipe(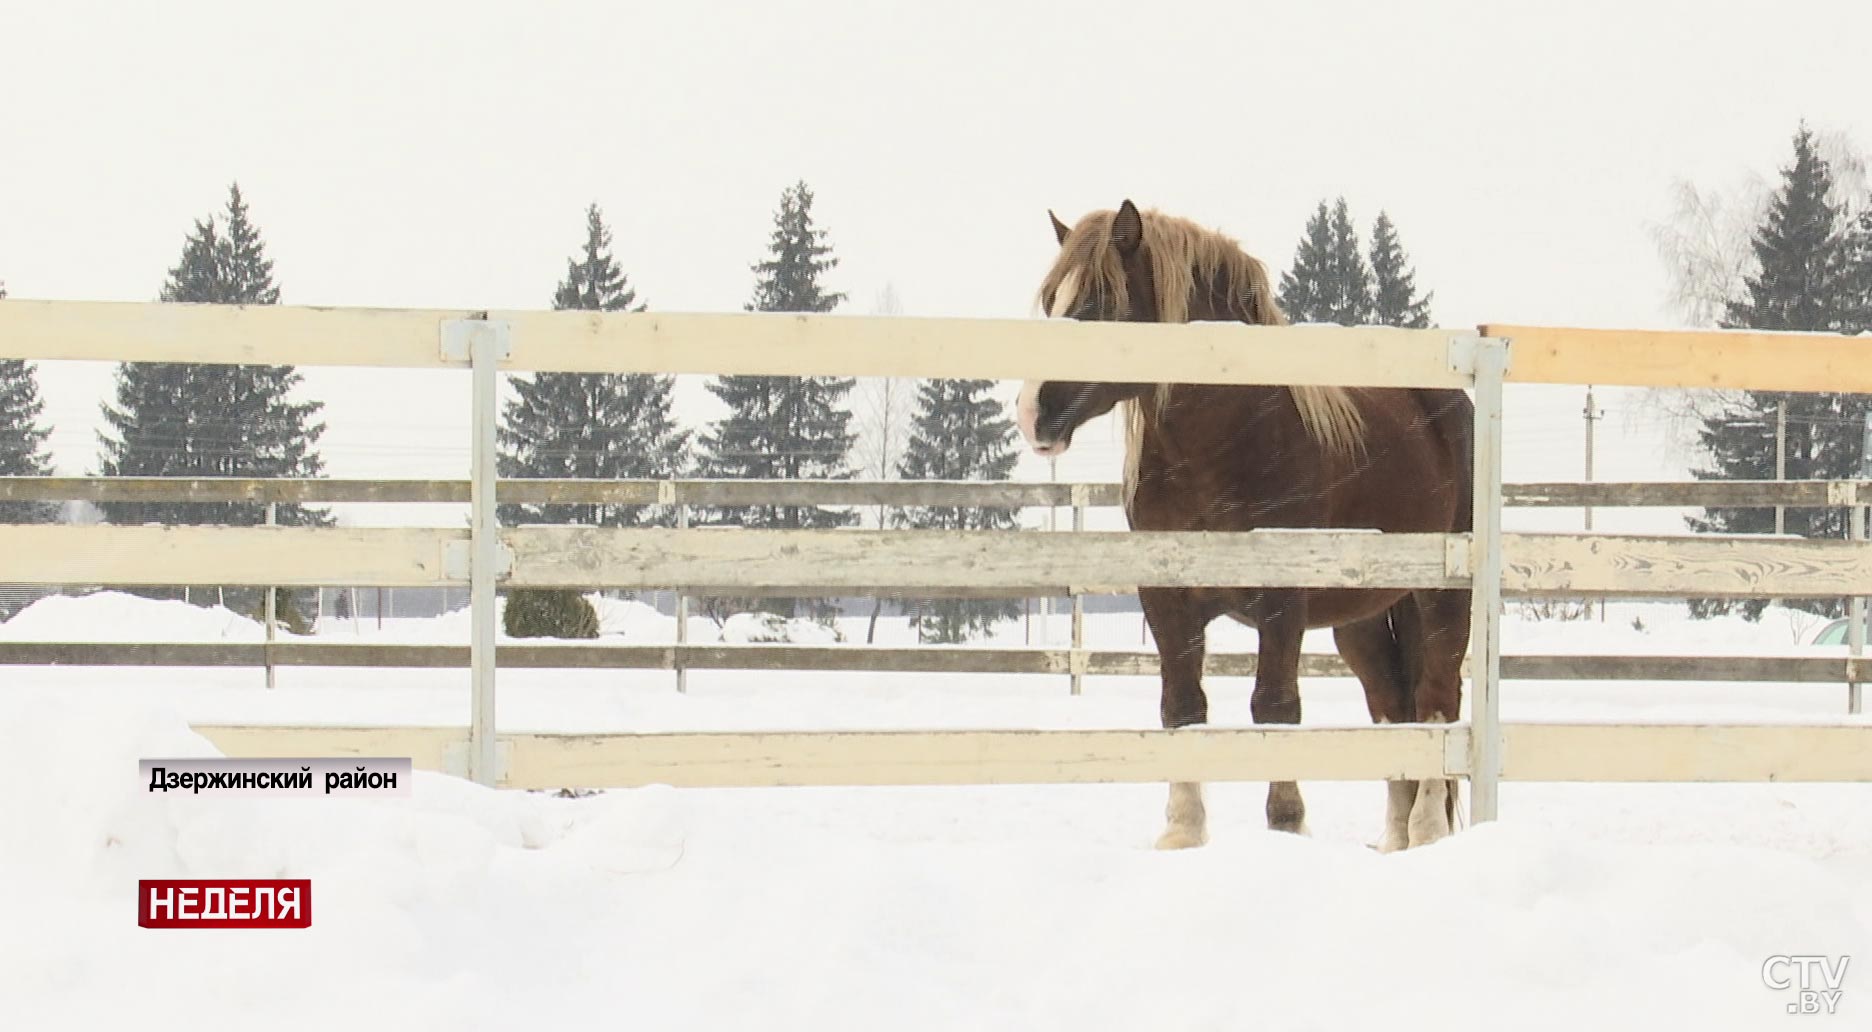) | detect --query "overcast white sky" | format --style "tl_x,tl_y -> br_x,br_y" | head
3,0 -> 1869,525
6,0 -> 1870,326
